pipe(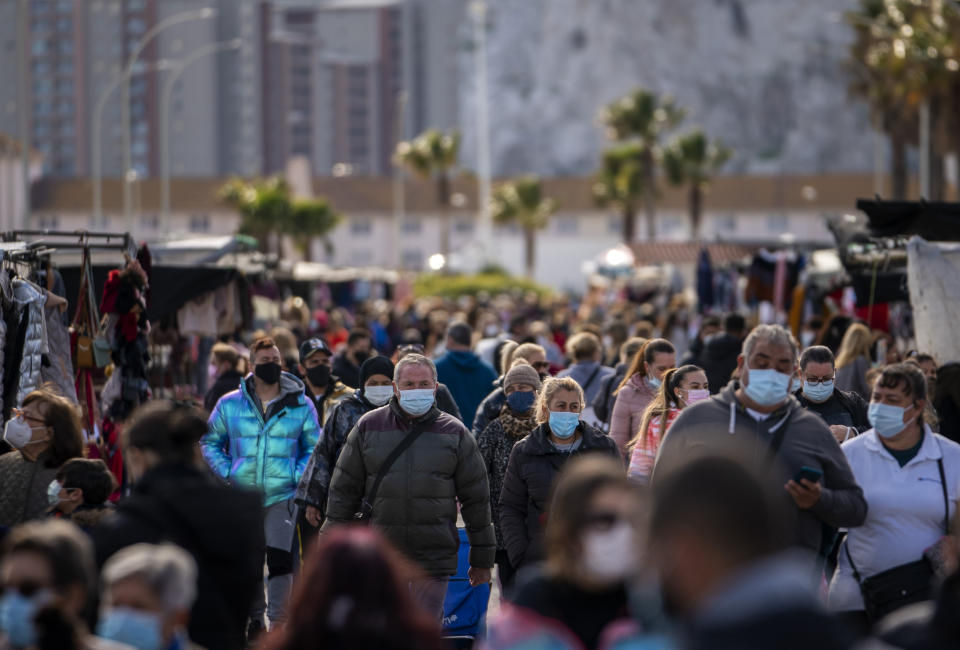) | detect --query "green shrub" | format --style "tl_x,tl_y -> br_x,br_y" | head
413,272 -> 552,299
